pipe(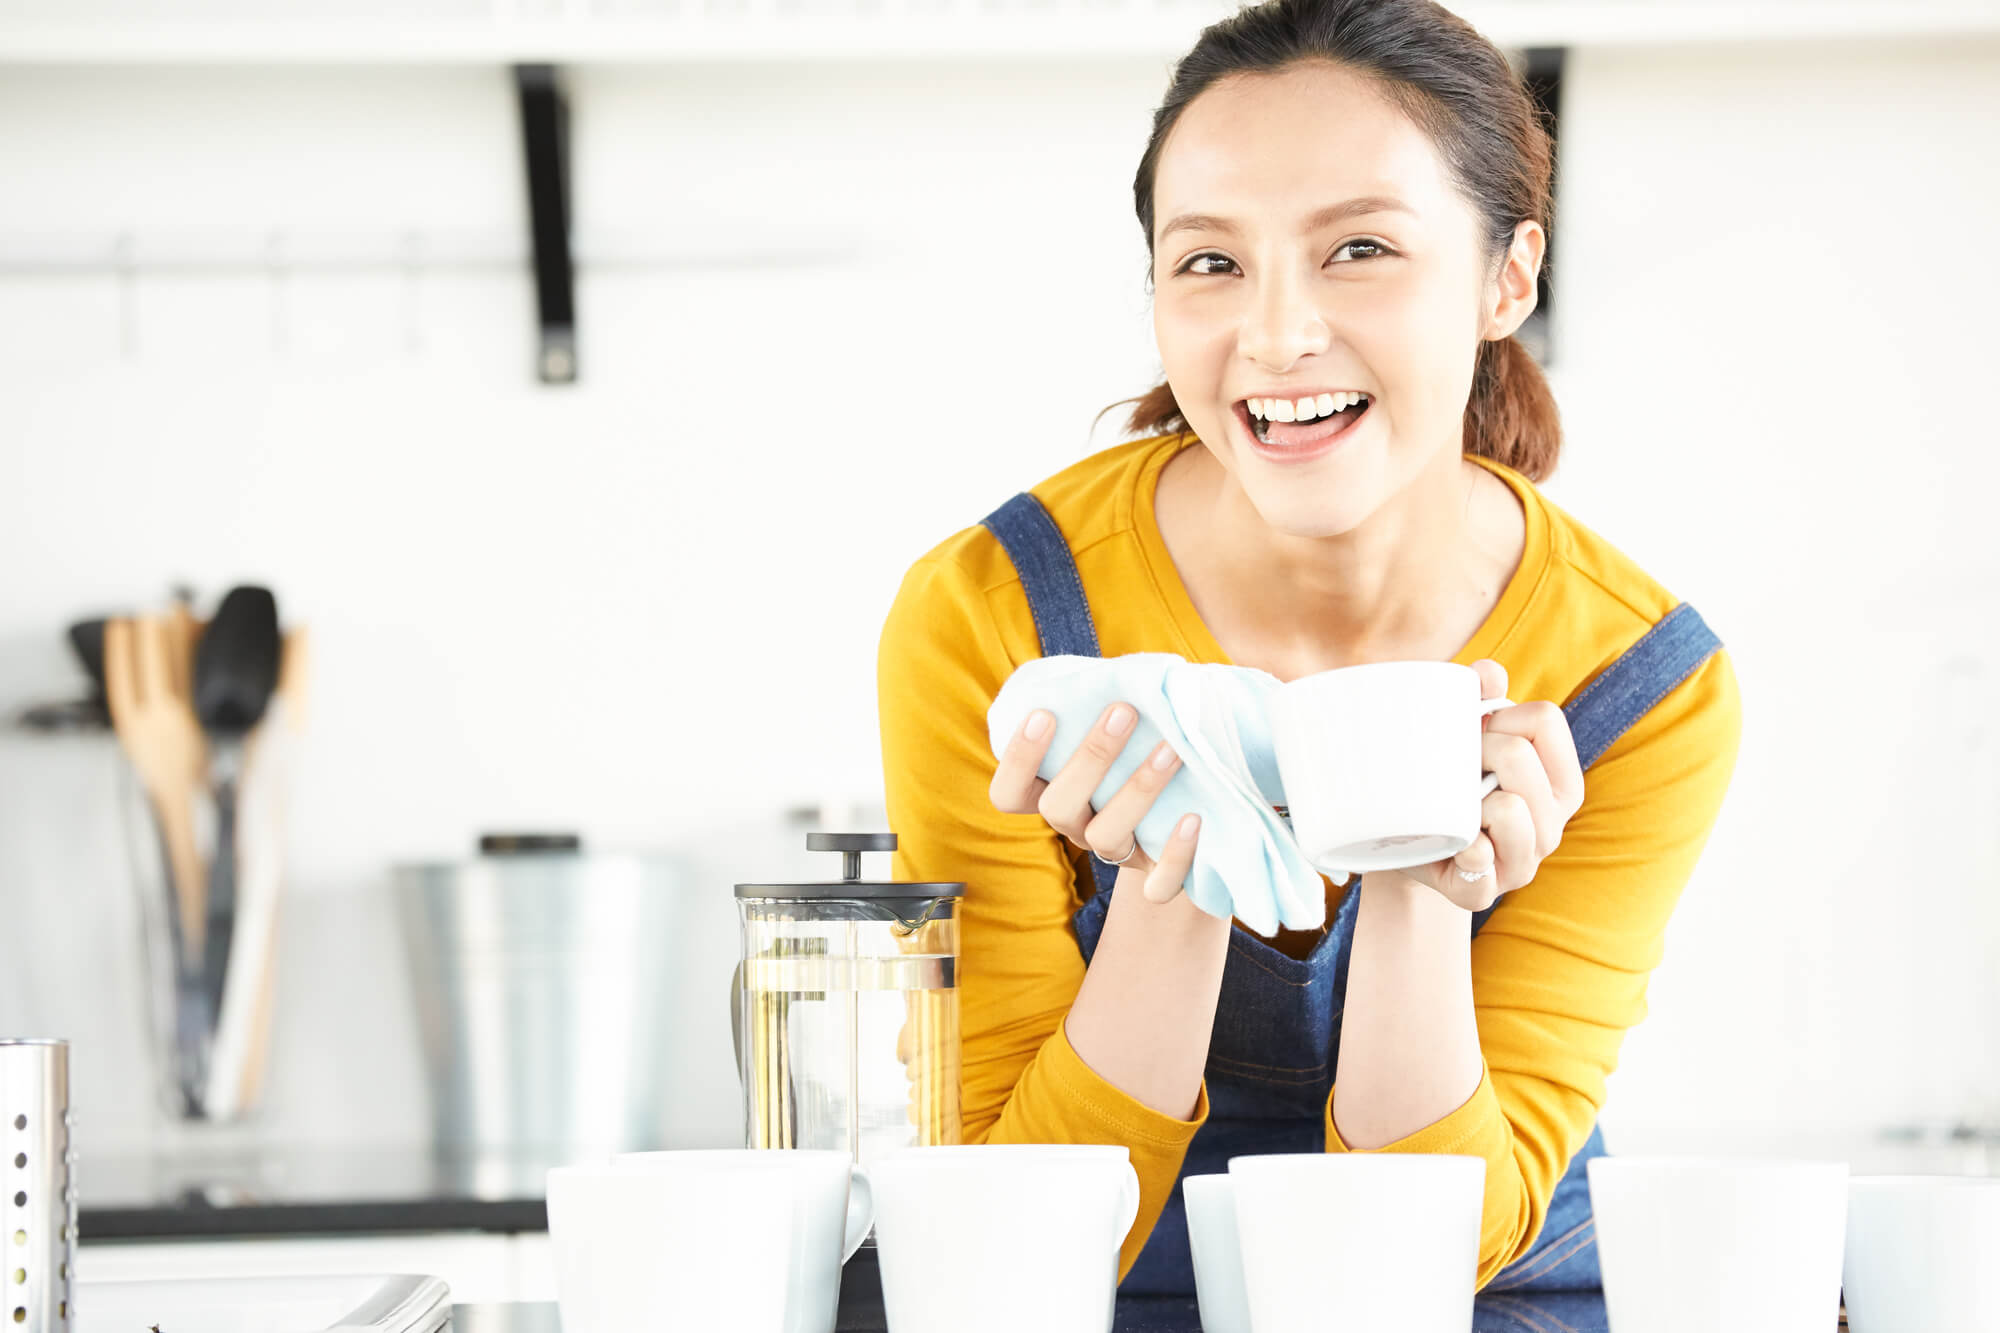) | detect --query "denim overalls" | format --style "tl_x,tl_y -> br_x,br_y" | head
980,488 -> 1722,1296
